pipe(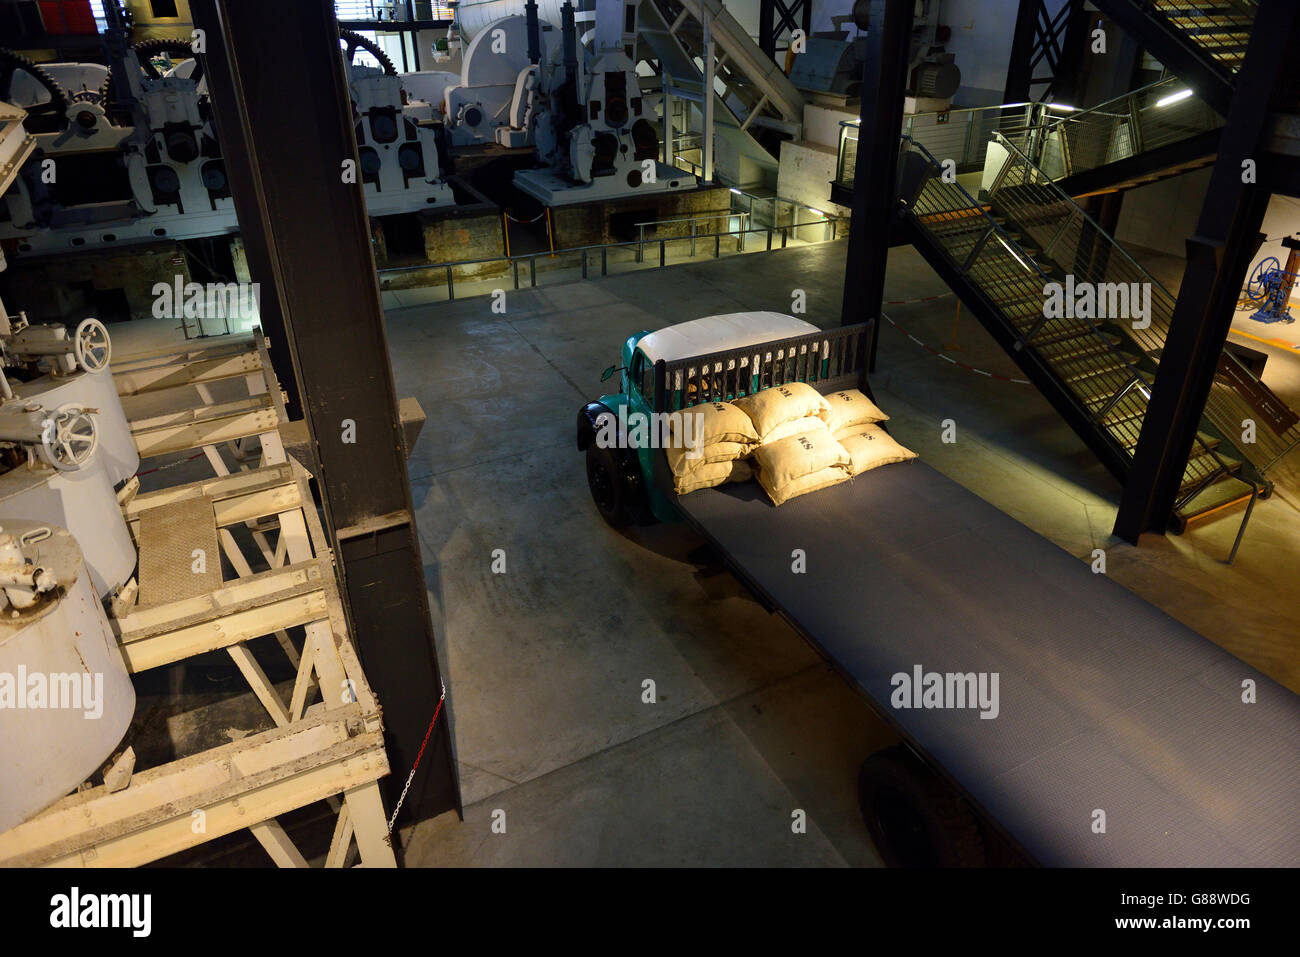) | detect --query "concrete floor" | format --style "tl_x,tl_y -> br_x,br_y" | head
388,238 -> 1300,866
